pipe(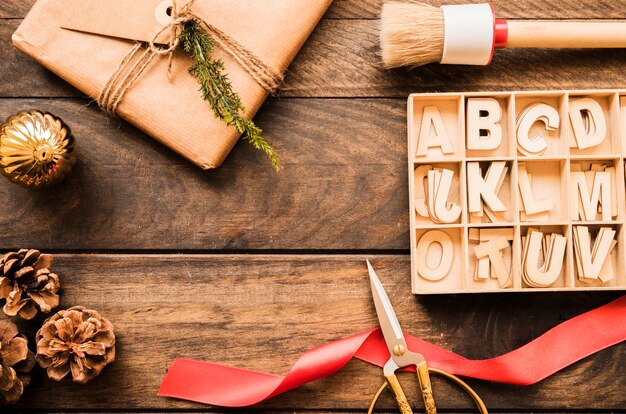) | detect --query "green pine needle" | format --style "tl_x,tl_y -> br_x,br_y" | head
179,20 -> 281,171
